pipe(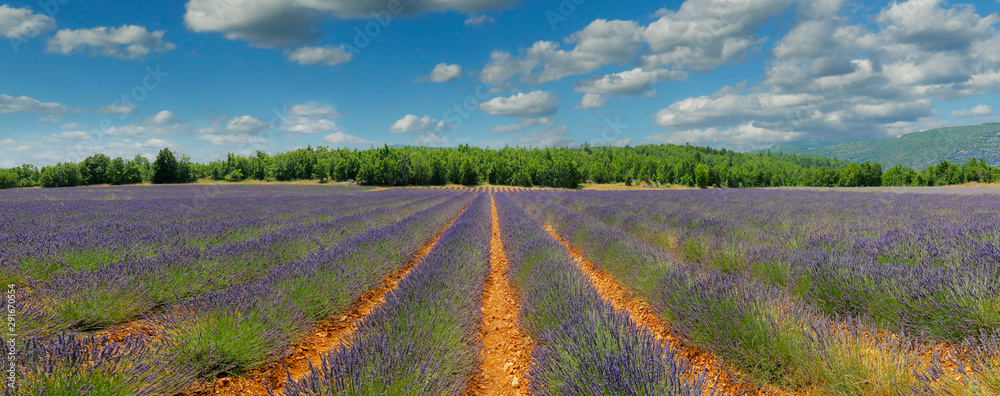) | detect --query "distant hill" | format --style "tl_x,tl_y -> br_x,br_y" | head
765,123 -> 1000,169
